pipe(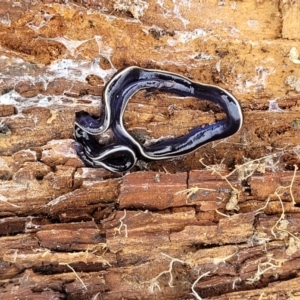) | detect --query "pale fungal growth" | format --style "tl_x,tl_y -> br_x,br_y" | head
235,162 -> 265,182
285,75 -> 300,92
225,189 -> 240,211
92,292 -> 101,300
12,249 -> 18,263
0,119 -> 10,135
270,165 -> 298,238
25,216 -> 41,232
113,0 -> 149,19
289,47 -> 300,64
235,66 -> 274,94
144,253 -> 186,293
27,11 -> 53,32
252,163 -> 298,245
191,271 -> 210,300
0,56 -> 115,113
254,164 -> 298,233
177,152 -> 299,252
32,247 -> 52,257
0,194 -> 20,208
215,60 -> 221,73
212,248 -> 238,265
37,36 -> 92,57
200,158 -> 241,211
246,19 -> 259,29
59,263 -> 87,290
114,209 -> 128,238
144,250 -> 237,298
167,28 -> 207,46
85,246 -> 112,267
232,277 -> 242,290
215,209 -> 230,218
248,233 -> 271,246
268,99 -> 284,112
0,12 -> 11,26
258,293 -> 267,300
94,36 -> 116,70
245,254 -> 286,285
175,186 -> 216,201
97,243 -> 109,255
